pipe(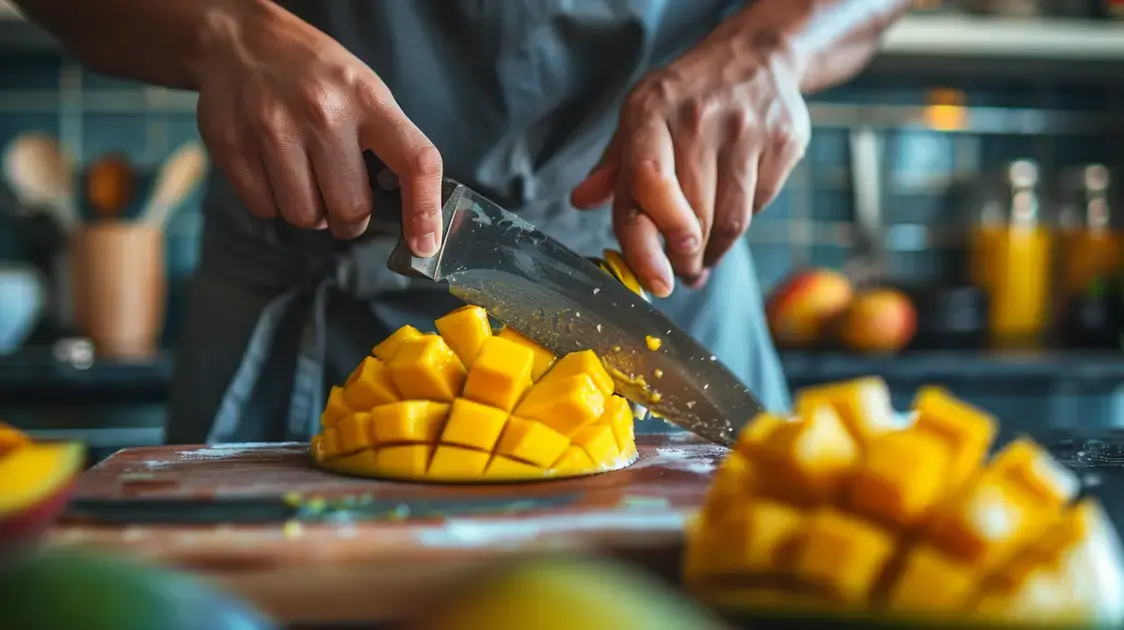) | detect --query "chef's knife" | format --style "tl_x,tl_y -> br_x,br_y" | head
363,153 -> 763,446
